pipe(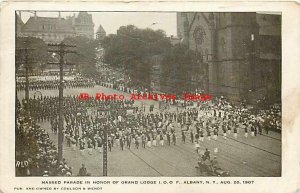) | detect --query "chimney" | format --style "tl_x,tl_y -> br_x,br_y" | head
34,11 -> 37,19
58,11 -> 61,19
